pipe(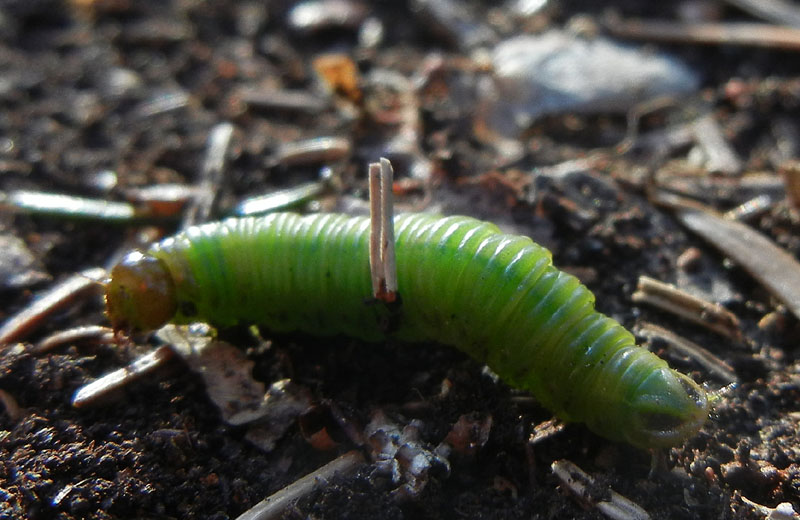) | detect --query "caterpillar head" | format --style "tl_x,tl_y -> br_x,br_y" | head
105,251 -> 177,333
623,368 -> 709,448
